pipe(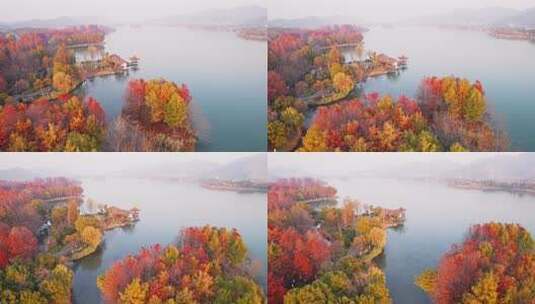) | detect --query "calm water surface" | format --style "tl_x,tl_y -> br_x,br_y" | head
333,177 -> 535,304
77,26 -> 266,151
72,178 -> 267,304
346,26 -> 535,151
